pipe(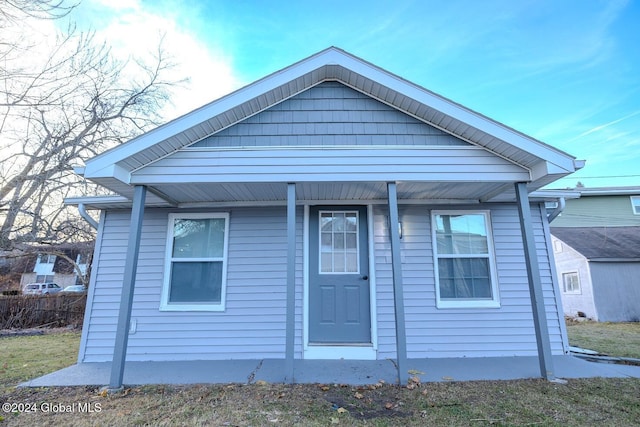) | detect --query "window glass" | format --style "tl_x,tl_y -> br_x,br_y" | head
435,214 -> 489,254
319,211 -> 359,273
169,261 -> 222,303
631,196 -> 640,215
172,218 -> 225,258
563,272 -> 580,294
433,212 -> 498,308
162,214 -> 228,311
